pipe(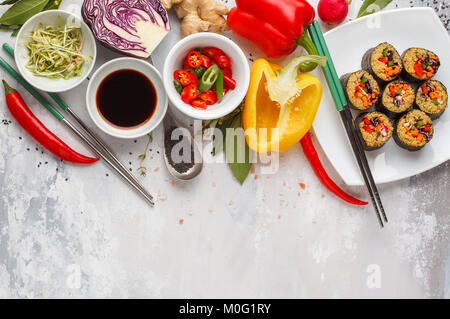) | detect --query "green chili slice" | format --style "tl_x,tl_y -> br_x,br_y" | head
199,64 -> 219,92
215,69 -> 224,101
